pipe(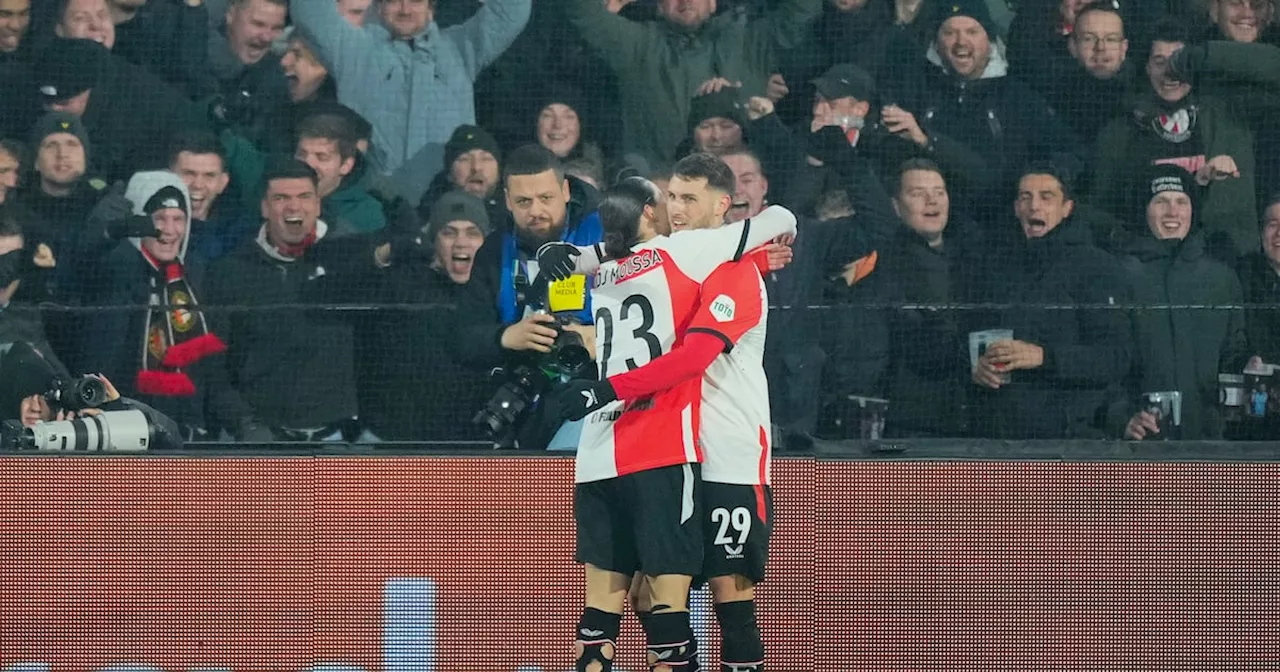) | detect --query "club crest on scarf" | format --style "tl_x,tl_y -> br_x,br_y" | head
135,256 -> 226,398
1152,106 -> 1197,143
